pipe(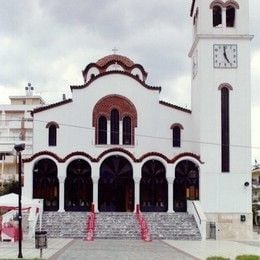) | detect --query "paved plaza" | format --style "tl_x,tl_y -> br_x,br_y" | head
0,238 -> 259,260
